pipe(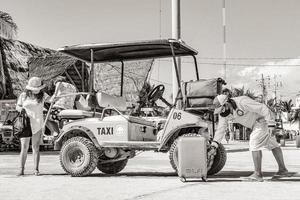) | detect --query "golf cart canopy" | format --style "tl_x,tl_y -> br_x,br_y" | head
58,39 -> 198,63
